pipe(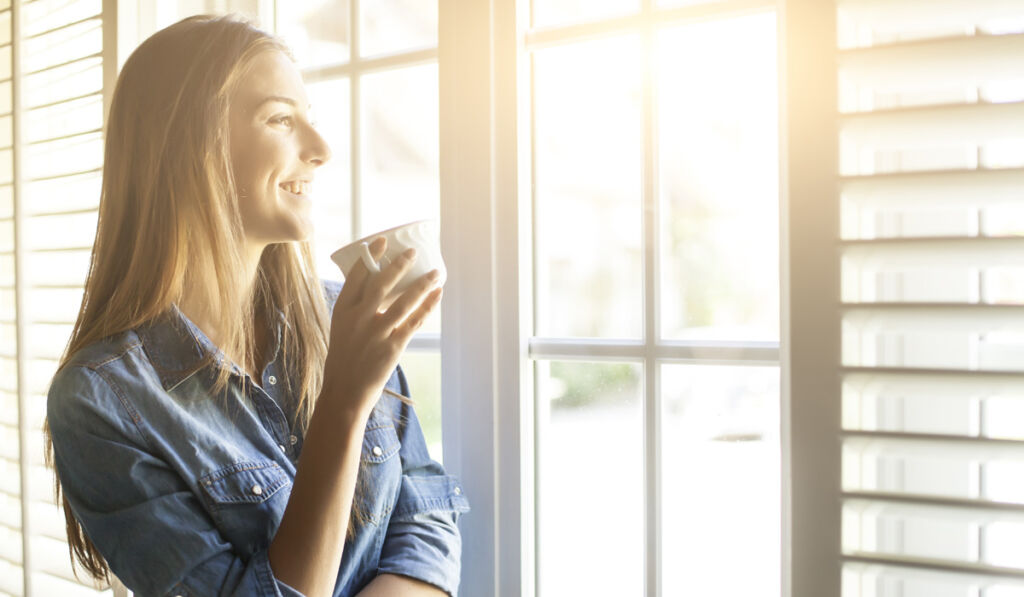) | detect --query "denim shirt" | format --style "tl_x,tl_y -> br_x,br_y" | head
47,281 -> 469,597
